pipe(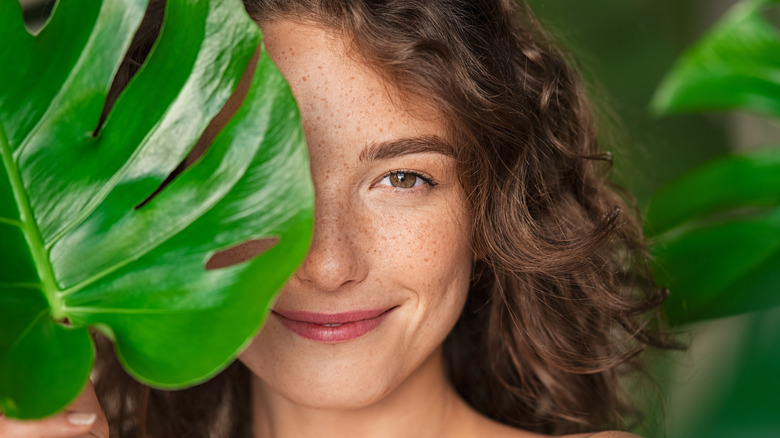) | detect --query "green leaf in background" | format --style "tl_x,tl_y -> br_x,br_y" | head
646,0 -> 780,326
644,149 -> 780,237
649,201 -> 780,324
643,0 -> 780,435
0,0 -> 313,420
651,0 -> 780,118
645,148 -> 780,326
